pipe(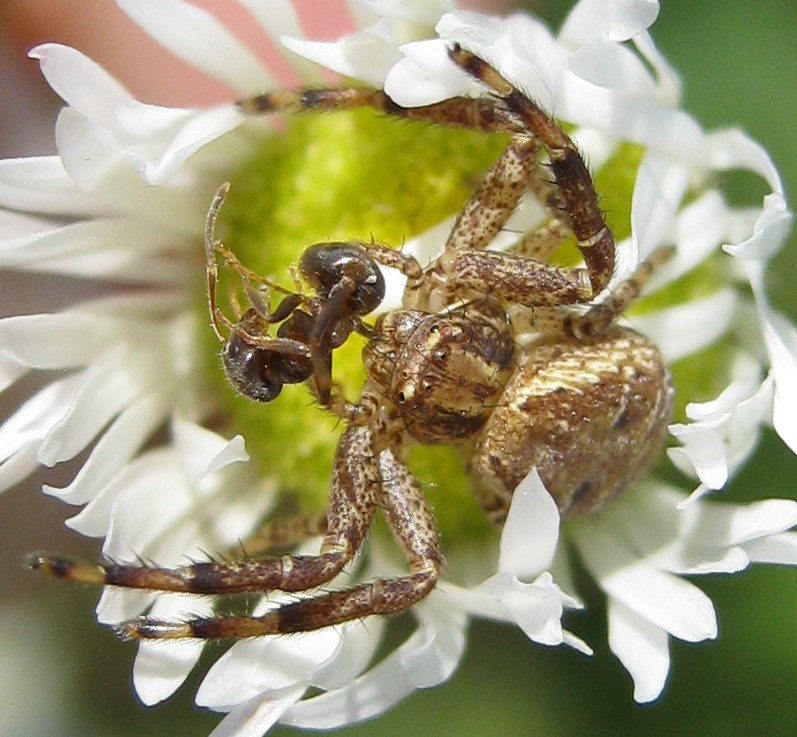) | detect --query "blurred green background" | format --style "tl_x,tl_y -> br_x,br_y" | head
1,1 -> 796,736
